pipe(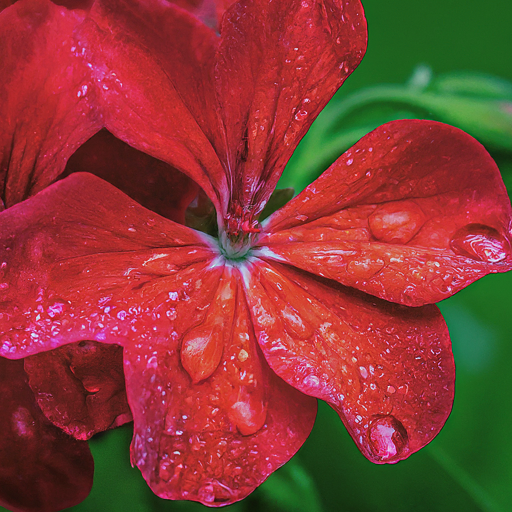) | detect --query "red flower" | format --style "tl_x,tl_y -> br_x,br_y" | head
1,0 -> 512,508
